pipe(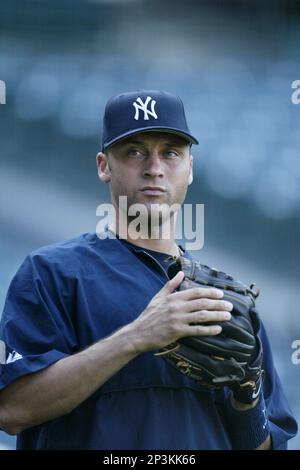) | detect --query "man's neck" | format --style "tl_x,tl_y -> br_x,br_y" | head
108,223 -> 182,257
